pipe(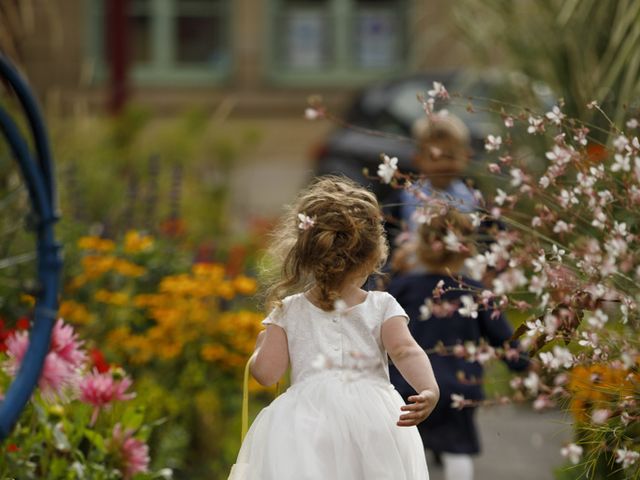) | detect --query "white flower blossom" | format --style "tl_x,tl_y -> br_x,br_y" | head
539,176 -> 550,189
539,346 -> 574,370
615,448 -> 639,469
494,188 -> 508,206
627,118 -> 639,129
551,244 -> 566,261
545,105 -> 566,125
591,209 -> 607,230
546,145 -> 573,165
458,295 -> 479,318
464,255 -> 488,281
419,299 -> 433,320
427,81 -> 449,99
334,299 -> 348,313
377,154 -> 398,183
558,189 -> 578,208
527,115 -> 545,134
612,153 -> 631,172
450,394 -> 466,410
586,309 -> 608,329
573,127 -> 589,146
297,213 -> 315,231
561,443 -> 583,465
469,212 -> 482,228
523,371 -> 540,395
613,134 -> 629,152
553,220 -> 571,234
510,168 -> 525,187
528,274 -> 548,297
444,230 -> 463,252
311,354 -> 330,370
504,116 -> 514,128
304,107 -> 322,120
485,135 -> 503,152
532,251 -> 546,273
